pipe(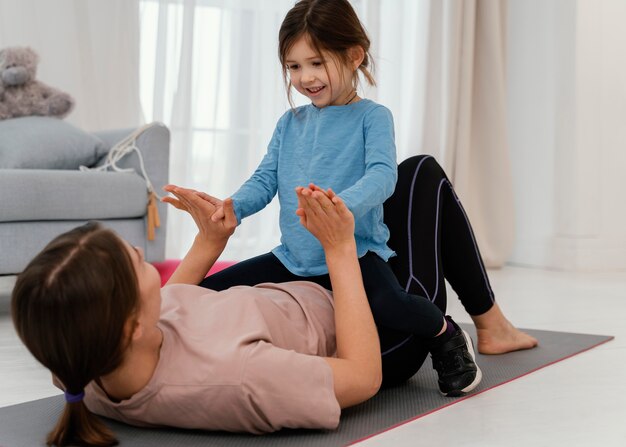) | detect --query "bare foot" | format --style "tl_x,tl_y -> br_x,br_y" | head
471,303 -> 539,355
475,325 -> 539,355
